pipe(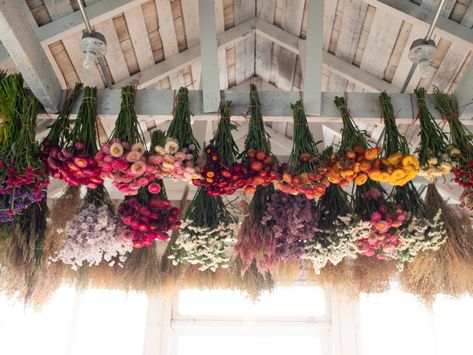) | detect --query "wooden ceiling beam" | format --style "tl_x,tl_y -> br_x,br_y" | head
301,0 -> 323,115
0,0 -> 62,113
199,0 -> 220,113
37,89 -> 459,124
